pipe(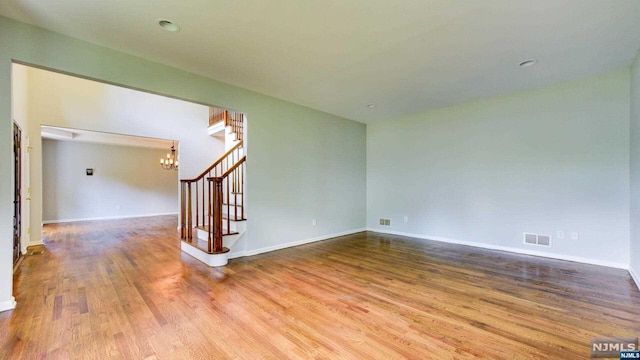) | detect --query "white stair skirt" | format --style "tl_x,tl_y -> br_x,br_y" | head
181,241 -> 229,267
181,218 -> 246,267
